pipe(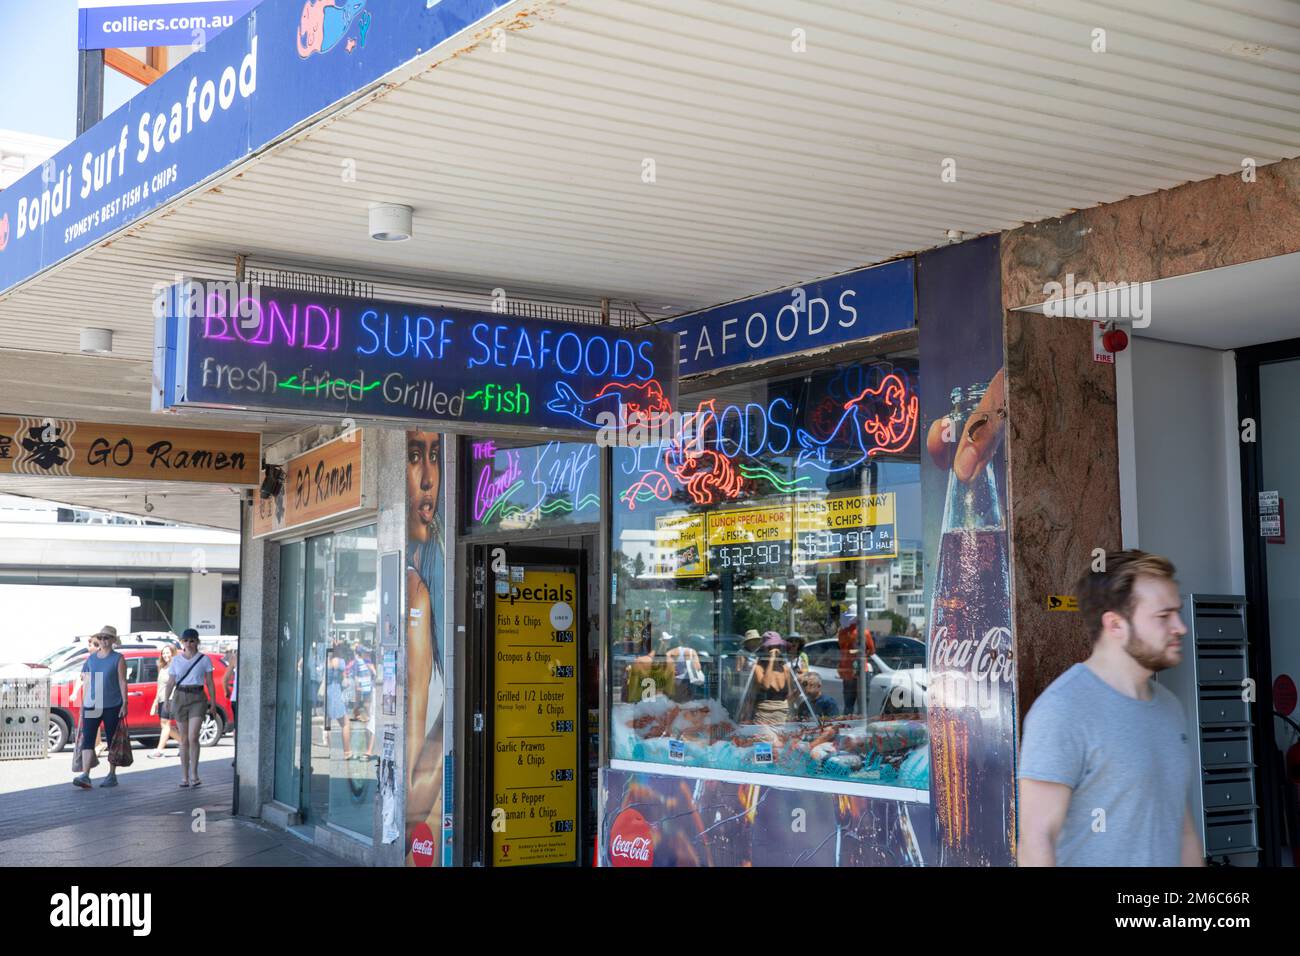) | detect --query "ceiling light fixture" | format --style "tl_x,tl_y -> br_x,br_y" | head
80,328 -> 114,354
369,202 -> 413,242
